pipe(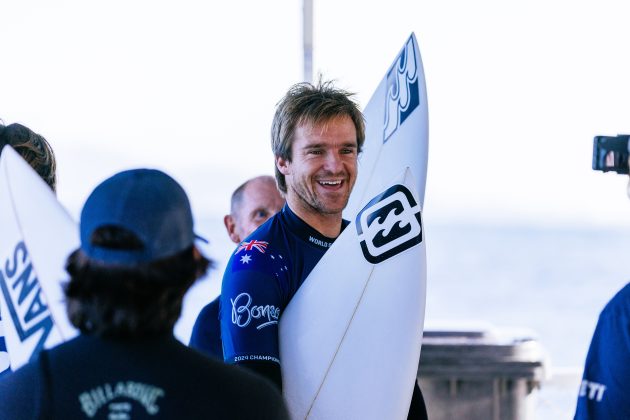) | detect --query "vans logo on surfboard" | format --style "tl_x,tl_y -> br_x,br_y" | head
0,241 -> 54,362
383,36 -> 420,143
356,185 -> 422,263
